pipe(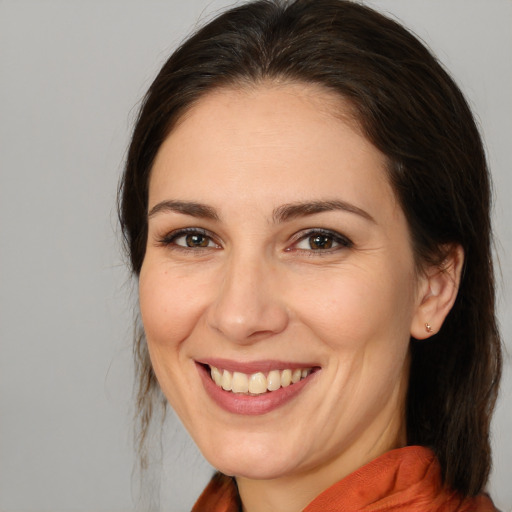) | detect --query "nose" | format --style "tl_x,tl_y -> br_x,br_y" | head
206,251 -> 289,344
